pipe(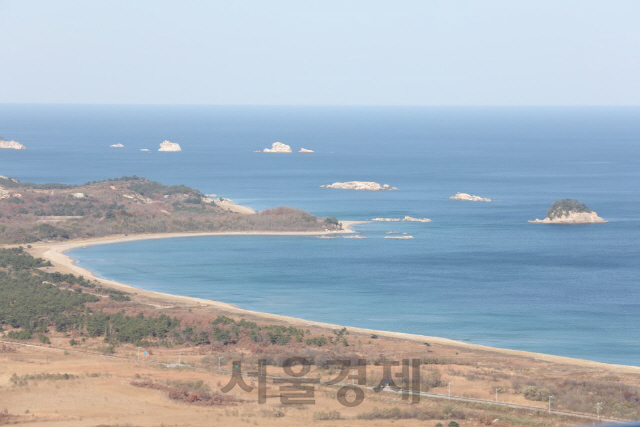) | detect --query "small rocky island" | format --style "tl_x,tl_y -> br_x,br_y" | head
0,137 -> 26,150
263,142 -> 292,153
449,192 -> 492,202
158,140 -> 182,152
321,181 -> 398,191
529,199 -> 607,224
